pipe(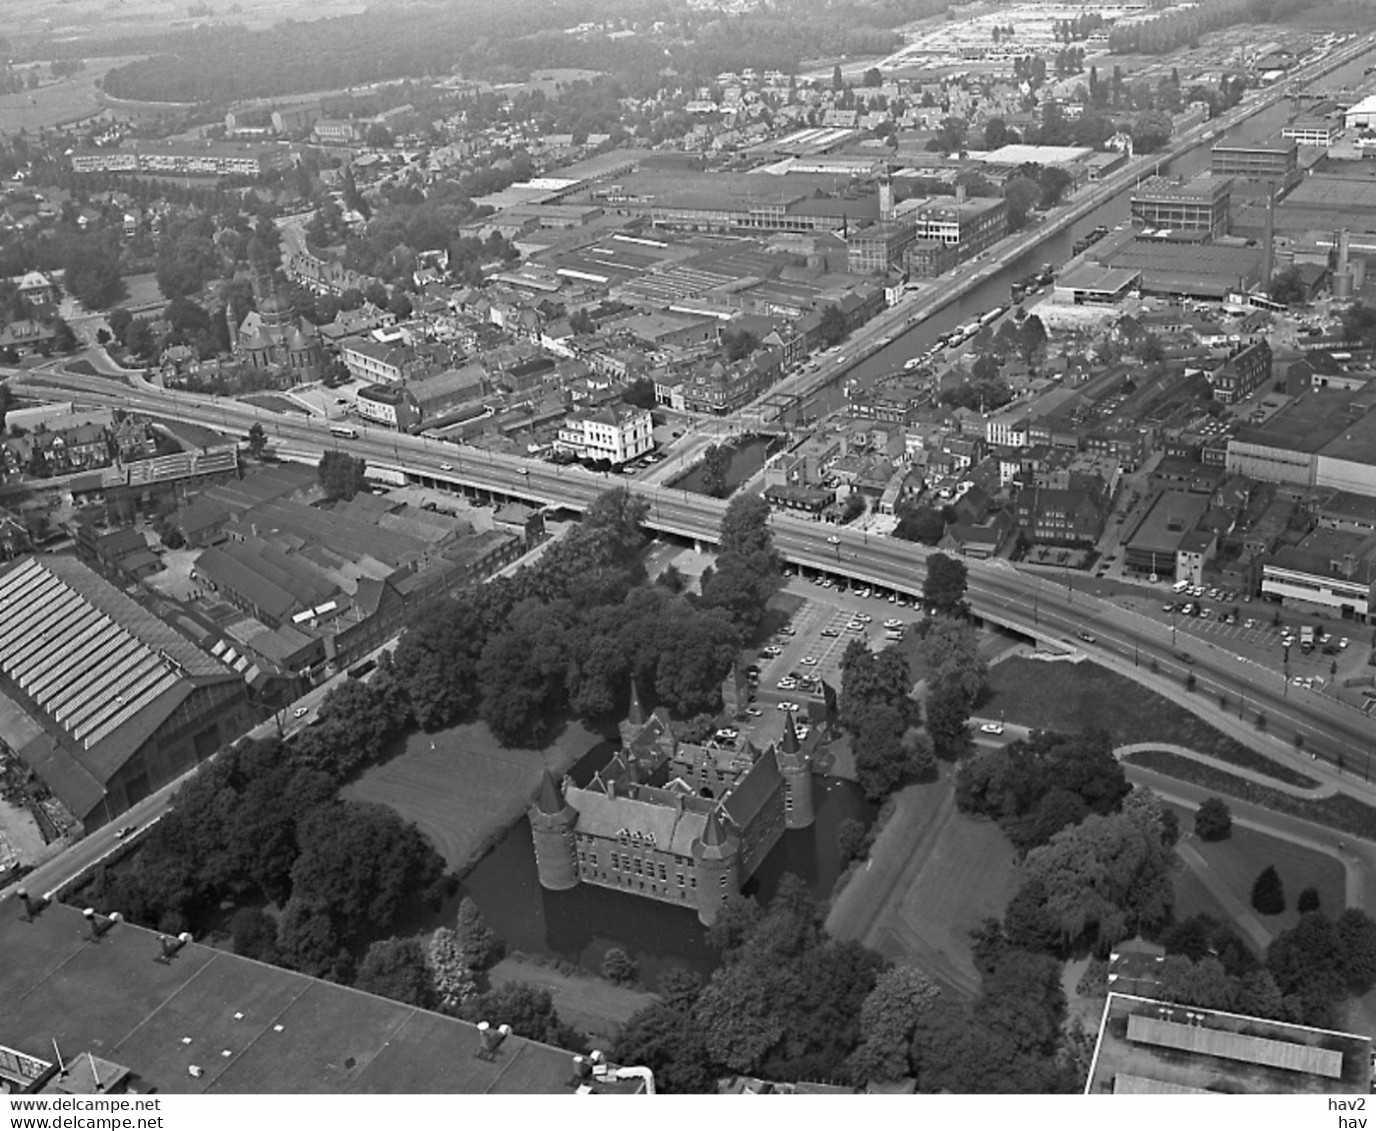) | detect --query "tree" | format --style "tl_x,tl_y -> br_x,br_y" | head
601,947 -> 638,985
847,965 -> 940,1086
622,376 -> 656,410
276,899 -> 353,981
246,422 -> 267,458
461,982 -> 581,1049
1017,314 -> 1048,367
698,444 -> 730,498
317,449 -> 368,501
62,239 -> 126,310
612,1001 -> 714,1093
355,937 -> 437,1007
924,552 -> 968,615
818,303 -> 848,347
455,896 -> 499,970
429,926 -> 480,1013
832,64 -> 844,91
1268,266 -> 1306,305
1251,865 -> 1285,915
1297,886 -> 1321,914
837,817 -> 868,863
1003,175 -> 1040,229
894,503 -> 944,546
229,907 -> 279,963
719,493 -> 775,560
1194,796 -> 1232,841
